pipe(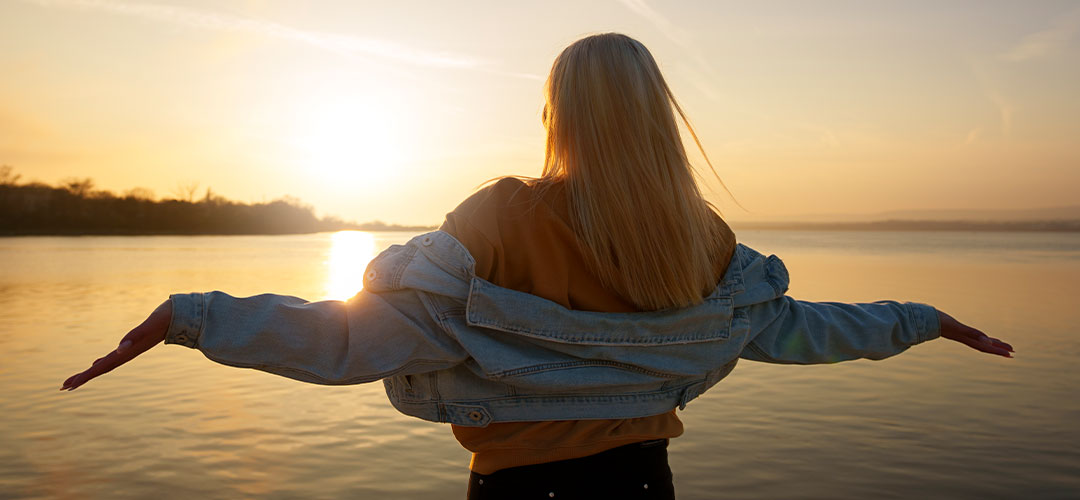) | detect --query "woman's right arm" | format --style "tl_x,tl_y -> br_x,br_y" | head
62,288 -> 469,391
739,297 -> 1012,364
